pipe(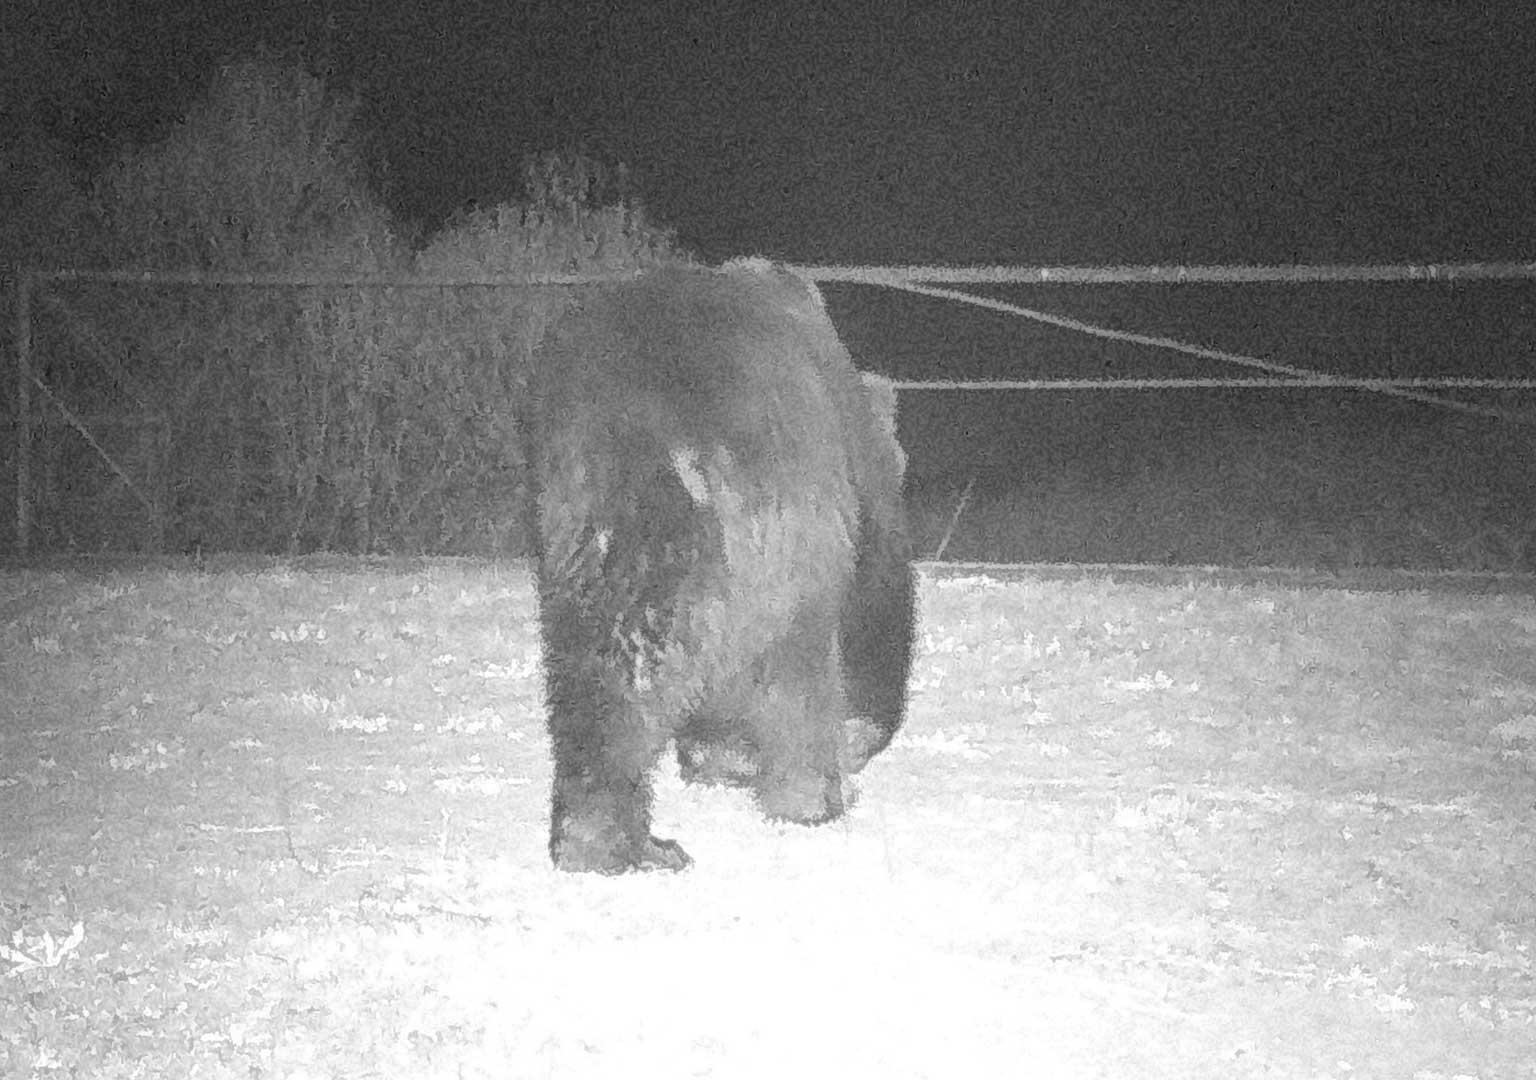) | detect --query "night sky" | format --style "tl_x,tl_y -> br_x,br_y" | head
8,0 -> 1536,435
15,0 -> 1536,267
